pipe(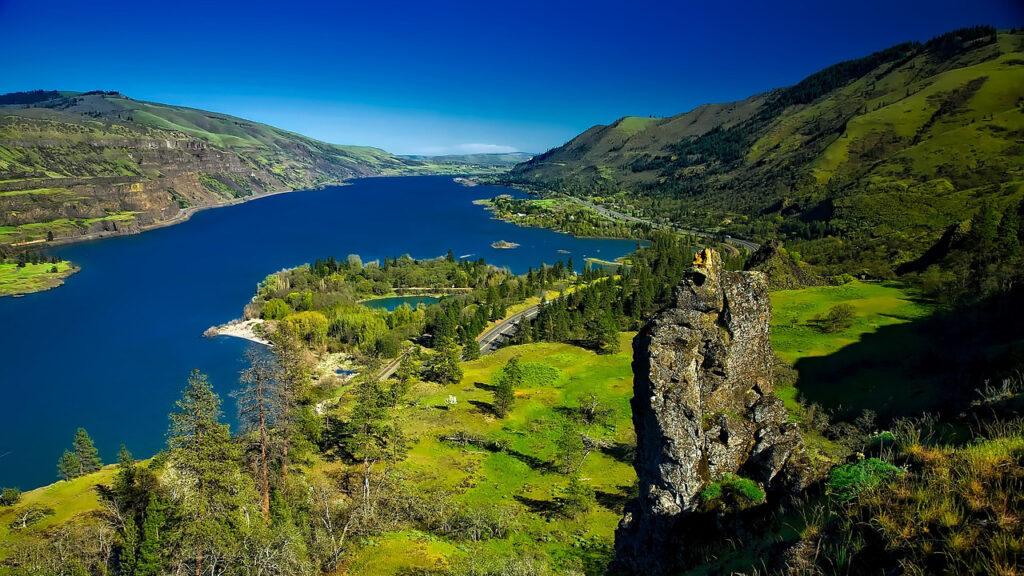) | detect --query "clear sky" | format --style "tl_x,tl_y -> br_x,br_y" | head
1,0 -> 1021,155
